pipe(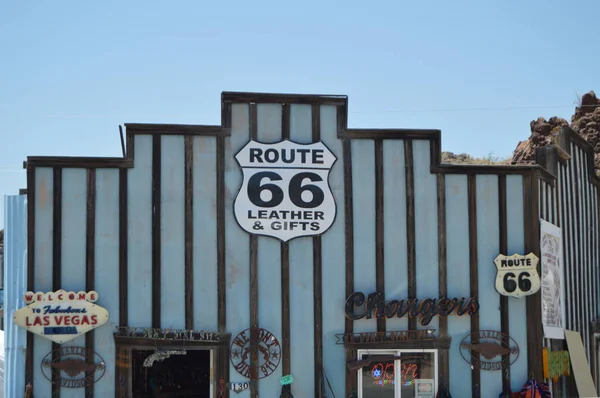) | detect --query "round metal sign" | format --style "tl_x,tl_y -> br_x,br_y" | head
230,327 -> 281,379
41,347 -> 106,388
459,330 -> 519,371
